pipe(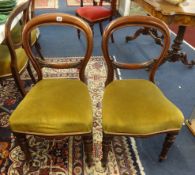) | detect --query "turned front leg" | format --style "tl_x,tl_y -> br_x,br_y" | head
159,133 -> 177,161
101,134 -> 112,168
83,134 -> 93,167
